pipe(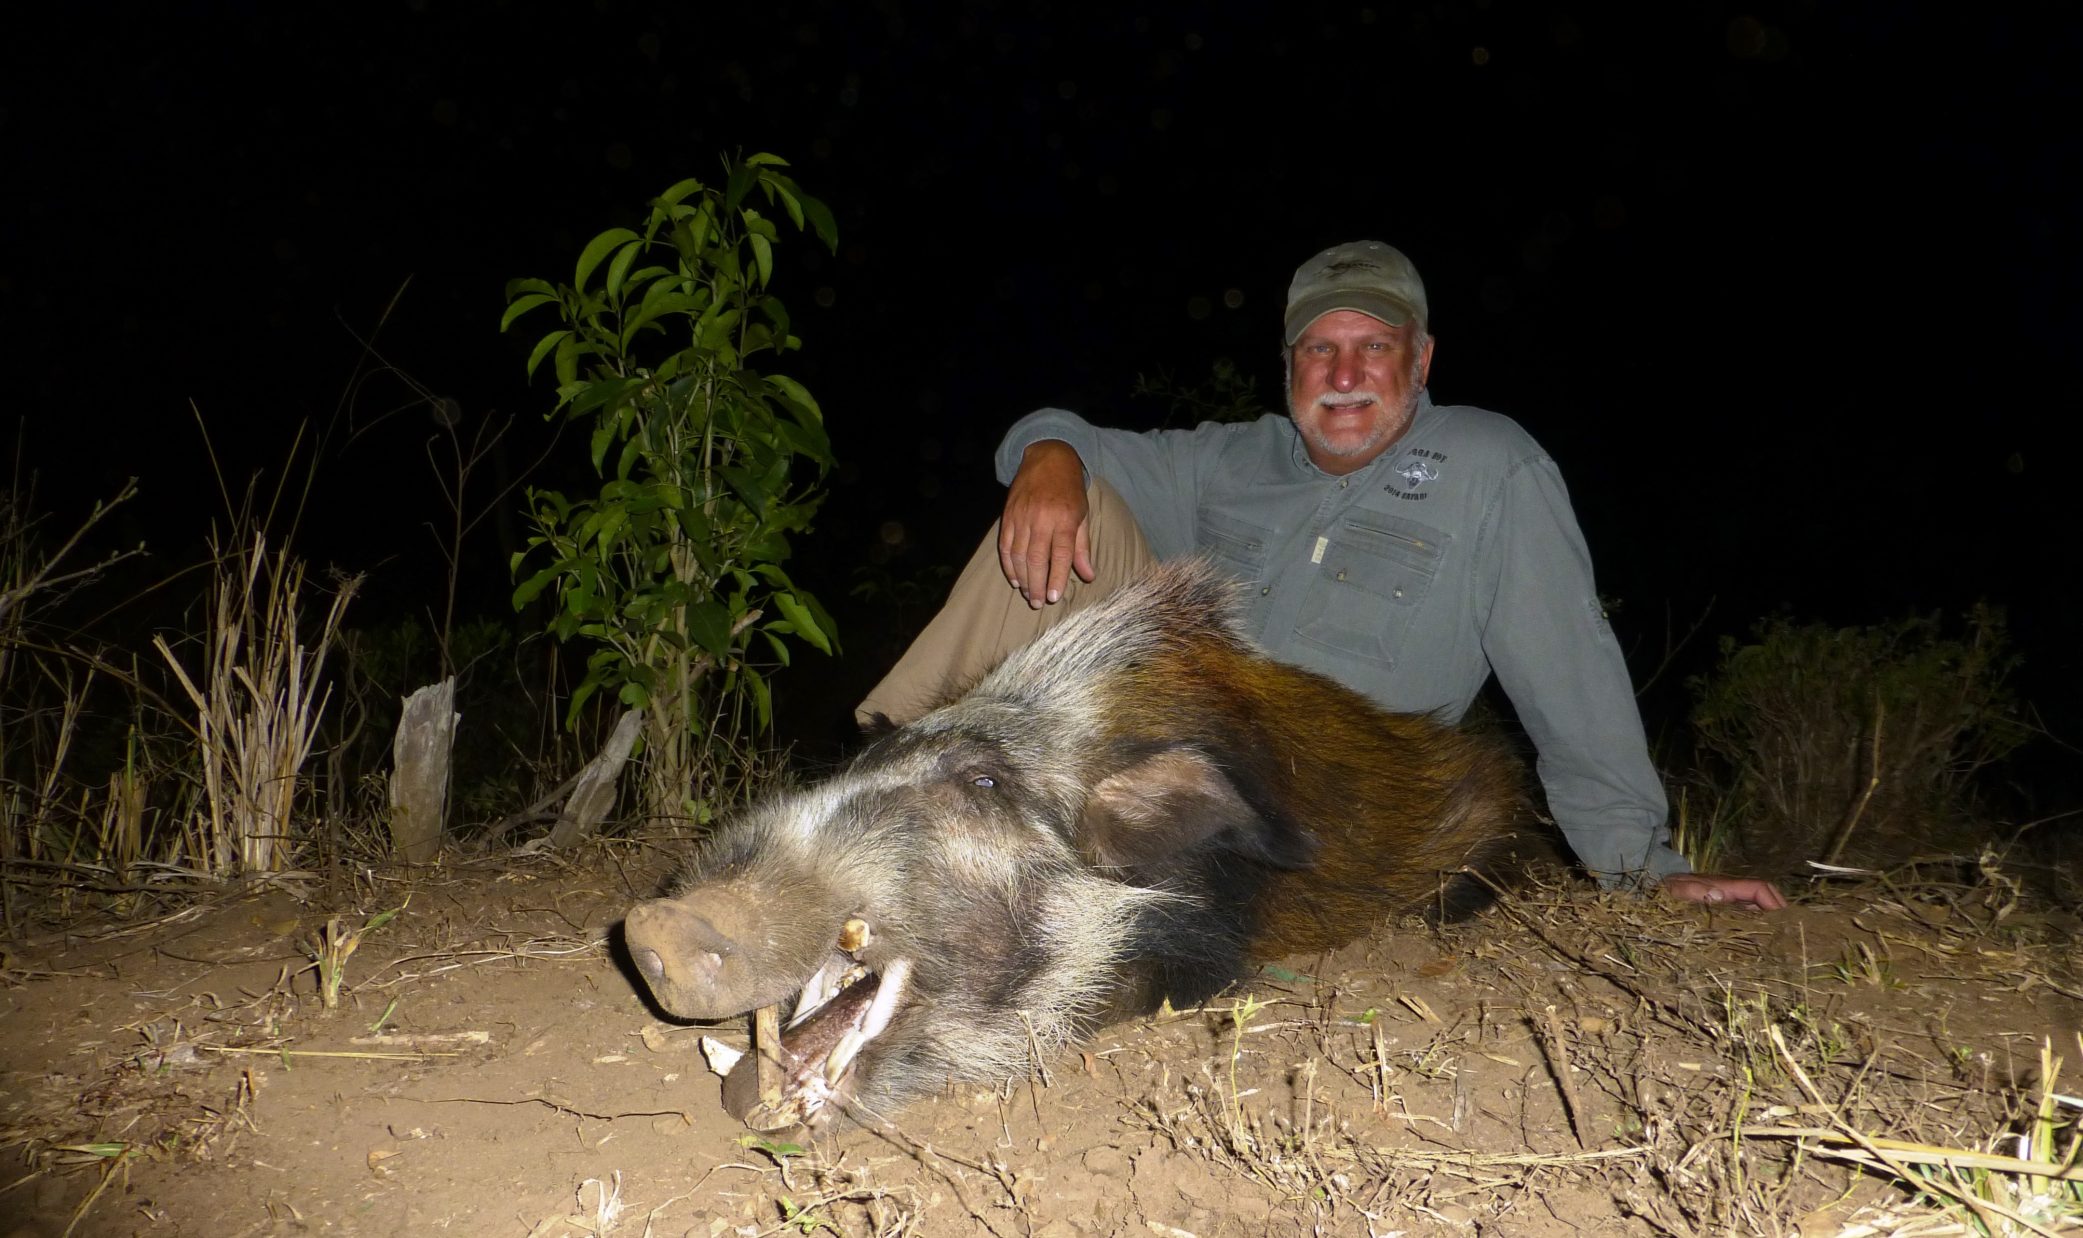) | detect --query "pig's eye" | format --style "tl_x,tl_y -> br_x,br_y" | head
971,775 -> 997,789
